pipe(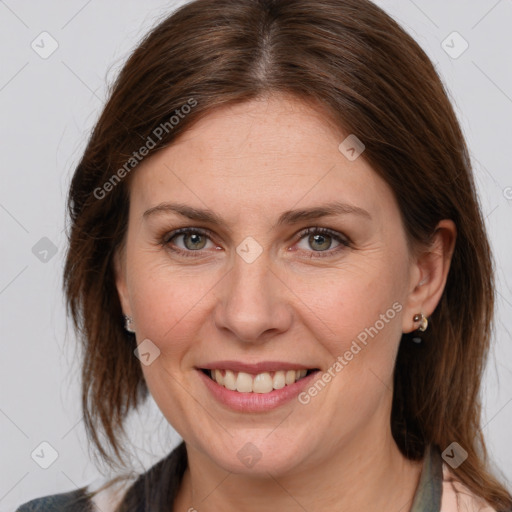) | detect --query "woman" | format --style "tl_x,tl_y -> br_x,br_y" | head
16,0 -> 512,510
